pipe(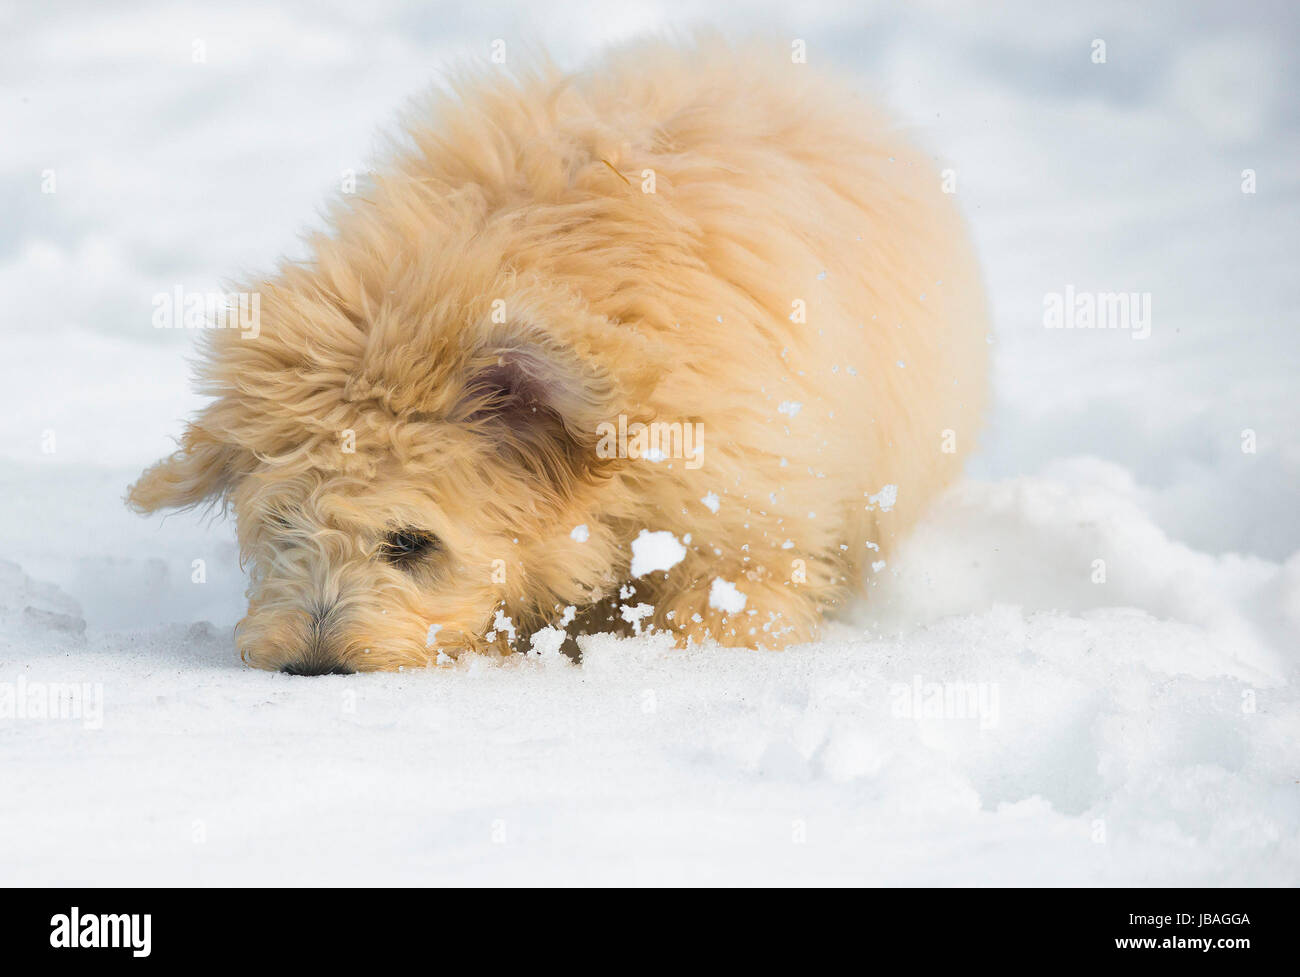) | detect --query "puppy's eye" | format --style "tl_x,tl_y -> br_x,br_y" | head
379,529 -> 439,567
